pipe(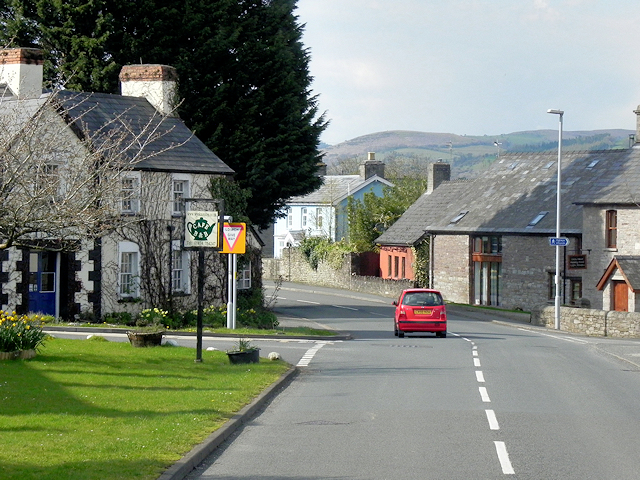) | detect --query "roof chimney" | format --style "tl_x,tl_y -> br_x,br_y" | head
634,105 -> 640,145
316,161 -> 327,176
427,160 -> 451,194
360,152 -> 385,180
119,65 -> 179,116
0,48 -> 43,99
